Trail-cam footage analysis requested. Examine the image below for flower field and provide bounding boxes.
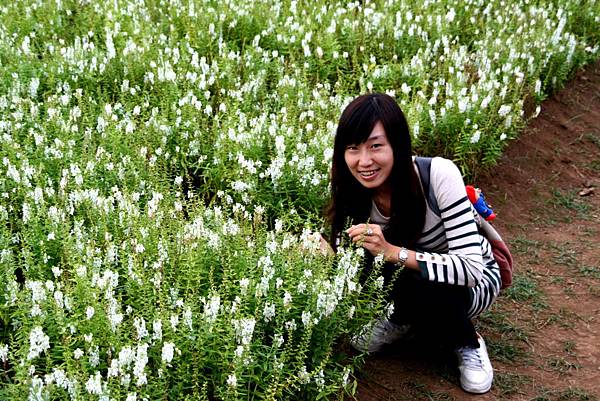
[1,0,599,399]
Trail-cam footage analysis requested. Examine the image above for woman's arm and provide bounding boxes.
[414,157,484,287]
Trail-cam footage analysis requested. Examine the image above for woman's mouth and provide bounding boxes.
[358,169,380,179]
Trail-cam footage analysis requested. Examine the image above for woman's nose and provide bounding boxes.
[358,149,372,166]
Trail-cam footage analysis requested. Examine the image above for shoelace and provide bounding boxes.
[457,346,484,369]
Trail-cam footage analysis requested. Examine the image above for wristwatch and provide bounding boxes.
[396,247,409,268]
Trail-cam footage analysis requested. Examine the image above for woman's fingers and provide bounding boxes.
[346,224,383,248]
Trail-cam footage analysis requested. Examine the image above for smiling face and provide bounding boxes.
[343,121,394,192]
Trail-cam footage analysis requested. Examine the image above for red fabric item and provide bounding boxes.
[489,239,514,290]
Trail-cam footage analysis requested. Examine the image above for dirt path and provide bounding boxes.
[354,59,600,401]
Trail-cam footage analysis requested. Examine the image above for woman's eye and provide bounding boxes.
[371,143,382,149]
[346,145,358,151]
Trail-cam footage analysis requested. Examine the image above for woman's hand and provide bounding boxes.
[346,223,392,259]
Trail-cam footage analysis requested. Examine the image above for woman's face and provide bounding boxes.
[343,121,394,191]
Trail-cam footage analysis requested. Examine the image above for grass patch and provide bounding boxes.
[547,189,592,219]
[478,307,533,363]
[509,236,541,258]
[581,226,598,237]
[532,386,596,401]
[494,372,532,398]
[488,338,530,364]
[578,264,600,279]
[548,242,579,266]
[478,309,530,342]
[504,274,547,310]
[585,132,600,149]
[588,158,600,172]
[562,340,576,357]
[587,283,600,297]
[543,308,581,329]
[547,356,581,376]
[406,383,456,401]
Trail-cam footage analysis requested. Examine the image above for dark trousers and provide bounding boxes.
[388,268,479,349]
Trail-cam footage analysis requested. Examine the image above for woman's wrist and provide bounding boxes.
[384,245,400,264]
[386,246,418,271]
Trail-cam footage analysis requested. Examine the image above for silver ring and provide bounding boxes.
[366,228,373,236]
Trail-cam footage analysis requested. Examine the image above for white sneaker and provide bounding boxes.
[350,316,410,353]
[455,334,494,394]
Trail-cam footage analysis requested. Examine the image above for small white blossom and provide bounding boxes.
[27,326,50,360]
[498,104,512,117]
[161,342,175,364]
[0,343,8,363]
[227,373,237,388]
[85,371,103,395]
[73,348,84,359]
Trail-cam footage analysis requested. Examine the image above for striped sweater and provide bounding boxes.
[370,156,501,318]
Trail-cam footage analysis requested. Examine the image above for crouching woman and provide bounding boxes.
[325,93,501,394]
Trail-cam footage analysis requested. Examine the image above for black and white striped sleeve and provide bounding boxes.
[415,158,484,287]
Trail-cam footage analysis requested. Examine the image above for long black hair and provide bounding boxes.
[326,93,426,250]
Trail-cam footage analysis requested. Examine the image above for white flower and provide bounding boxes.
[170,314,179,330]
[263,303,275,322]
[0,343,8,363]
[227,373,237,388]
[89,346,99,367]
[273,334,284,348]
[27,326,50,360]
[301,311,313,327]
[470,130,481,144]
[203,294,220,324]
[161,342,175,364]
[133,343,149,386]
[233,318,256,345]
[152,319,163,341]
[86,306,95,320]
[401,83,411,95]
[314,369,325,389]
[183,306,193,330]
[498,105,512,117]
[134,317,148,340]
[283,292,292,308]
[29,376,46,401]
[85,371,103,395]
[298,366,310,384]
[74,348,84,359]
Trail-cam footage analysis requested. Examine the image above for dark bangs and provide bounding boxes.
[335,97,380,149]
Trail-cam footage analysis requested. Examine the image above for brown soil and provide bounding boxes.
[355,59,600,401]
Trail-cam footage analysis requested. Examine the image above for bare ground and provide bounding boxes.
[354,59,600,401]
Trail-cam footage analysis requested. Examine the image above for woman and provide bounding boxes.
[326,93,501,394]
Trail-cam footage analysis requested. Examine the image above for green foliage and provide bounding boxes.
[1,0,599,398]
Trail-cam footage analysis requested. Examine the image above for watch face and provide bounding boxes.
[399,248,408,262]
